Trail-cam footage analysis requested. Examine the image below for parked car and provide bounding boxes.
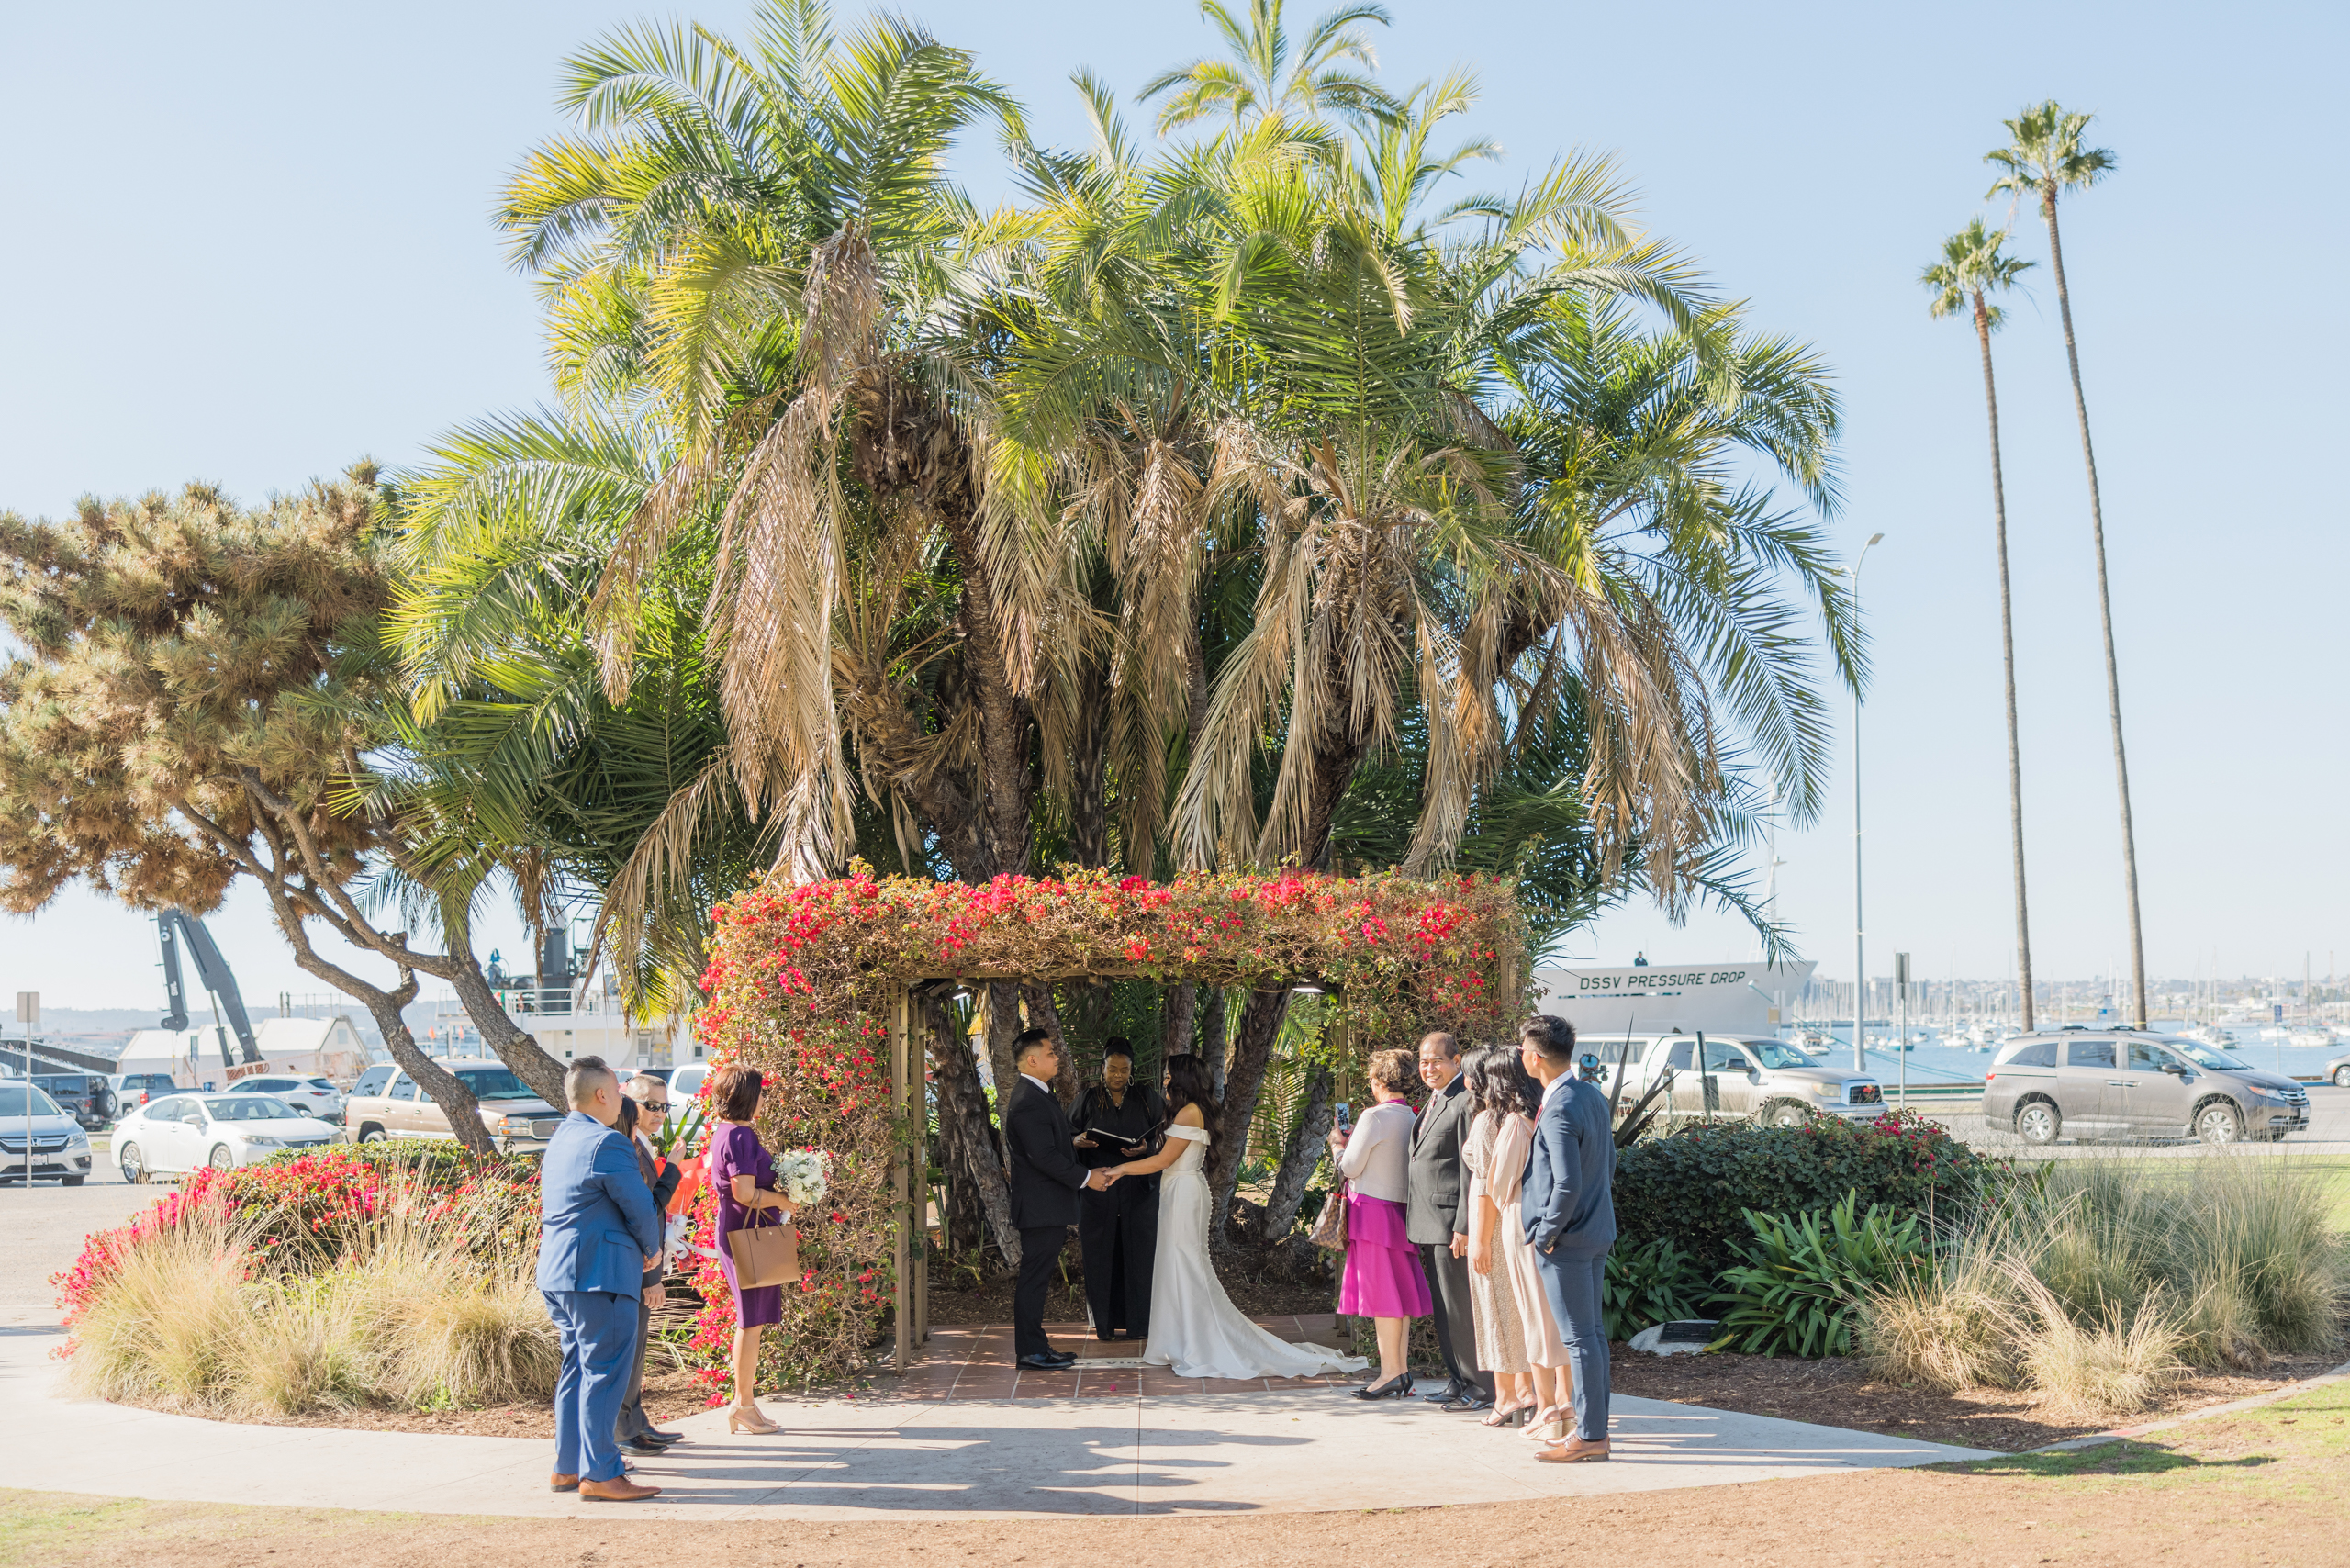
[223,1073,344,1122]
[29,1073,113,1131]
[114,1092,340,1180]
[0,1081,95,1185]
[341,1058,561,1152]
[106,1071,177,1115]
[666,1062,707,1130]
[1984,1031,2310,1146]
[1583,1033,1886,1126]
[2322,1047,2350,1089]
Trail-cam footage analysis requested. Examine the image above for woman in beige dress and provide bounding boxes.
[1480,1044,1575,1442]
[1460,1047,1534,1427]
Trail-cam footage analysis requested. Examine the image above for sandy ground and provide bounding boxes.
[6,1377,2346,1567]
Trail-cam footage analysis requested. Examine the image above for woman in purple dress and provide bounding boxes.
[703,1063,789,1434]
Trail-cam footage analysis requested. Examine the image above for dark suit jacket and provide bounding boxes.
[1405,1074,1473,1246]
[1521,1075,1618,1258]
[1005,1077,1090,1229]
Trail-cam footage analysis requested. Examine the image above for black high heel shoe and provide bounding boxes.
[1351,1373,1414,1401]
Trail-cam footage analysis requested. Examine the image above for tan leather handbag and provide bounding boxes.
[726,1206,800,1289]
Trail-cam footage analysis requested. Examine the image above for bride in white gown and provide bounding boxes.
[1106,1053,1366,1381]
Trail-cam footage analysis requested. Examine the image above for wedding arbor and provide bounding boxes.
[690,865,1528,1378]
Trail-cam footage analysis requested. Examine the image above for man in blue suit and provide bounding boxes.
[537,1055,666,1501]
[1518,1014,1617,1462]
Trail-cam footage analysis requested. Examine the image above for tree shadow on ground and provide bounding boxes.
[1947,1439,2280,1479]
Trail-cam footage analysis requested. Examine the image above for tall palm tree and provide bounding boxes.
[1986,101,2143,1028]
[1923,218,2037,1031]
[1139,0,1398,134]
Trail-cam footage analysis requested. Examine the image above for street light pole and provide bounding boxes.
[1851,532,1885,1074]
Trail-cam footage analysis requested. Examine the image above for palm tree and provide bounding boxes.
[1923,218,2037,1031]
[1139,0,1398,134]
[1986,101,2142,1028]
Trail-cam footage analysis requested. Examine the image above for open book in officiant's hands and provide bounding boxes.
[1081,1126,1152,1148]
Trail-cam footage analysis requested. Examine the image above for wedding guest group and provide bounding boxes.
[1072,1037,1164,1341]
[1328,1015,1617,1463]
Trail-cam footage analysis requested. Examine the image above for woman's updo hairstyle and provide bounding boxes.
[1366,1048,1416,1096]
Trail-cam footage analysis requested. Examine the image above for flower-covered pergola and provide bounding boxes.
[691,865,1528,1381]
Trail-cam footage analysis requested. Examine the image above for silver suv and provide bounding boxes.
[1595,1033,1886,1126]
[1985,1031,2309,1146]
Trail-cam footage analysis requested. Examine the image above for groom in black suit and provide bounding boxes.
[1407,1031,1494,1411]
[1003,1027,1117,1369]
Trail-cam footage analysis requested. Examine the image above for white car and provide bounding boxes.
[666,1063,707,1130]
[224,1073,344,1121]
[114,1092,341,1181]
[0,1081,95,1186]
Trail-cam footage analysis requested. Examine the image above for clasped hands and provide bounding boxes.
[1085,1168,1124,1191]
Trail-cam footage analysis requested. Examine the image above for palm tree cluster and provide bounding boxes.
[1920,101,2135,1032]
[0,0,1859,1255]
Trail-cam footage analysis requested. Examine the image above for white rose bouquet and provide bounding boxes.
[776,1148,829,1208]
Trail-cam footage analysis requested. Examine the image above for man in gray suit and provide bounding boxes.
[1519,1014,1617,1462]
[1405,1031,1494,1411]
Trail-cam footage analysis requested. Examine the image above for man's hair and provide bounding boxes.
[1101,1036,1134,1062]
[564,1055,616,1110]
[1418,1030,1460,1059]
[1014,1026,1054,1060]
[1519,1014,1577,1065]
[626,1072,668,1100]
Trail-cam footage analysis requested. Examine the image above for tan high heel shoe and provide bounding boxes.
[1520,1407,1567,1442]
[728,1404,781,1435]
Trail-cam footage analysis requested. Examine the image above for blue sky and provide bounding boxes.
[2,0,2343,1011]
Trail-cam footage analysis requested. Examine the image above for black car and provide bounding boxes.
[31,1073,114,1131]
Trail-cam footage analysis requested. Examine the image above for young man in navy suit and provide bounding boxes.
[537,1056,666,1500]
[1518,1014,1617,1462]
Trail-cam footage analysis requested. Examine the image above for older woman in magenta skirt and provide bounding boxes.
[1330,1047,1432,1398]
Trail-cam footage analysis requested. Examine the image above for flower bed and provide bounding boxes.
[55,1144,554,1418]
[692,863,1527,1388]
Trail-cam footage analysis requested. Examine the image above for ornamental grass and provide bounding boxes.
[60,1150,554,1418]
[1858,1153,2348,1415]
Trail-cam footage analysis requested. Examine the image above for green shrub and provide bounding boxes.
[1602,1236,1708,1341]
[1710,1191,1929,1357]
[1614,1110,2002,1278]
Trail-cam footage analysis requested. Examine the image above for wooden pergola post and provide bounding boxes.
[890,983,912,1372]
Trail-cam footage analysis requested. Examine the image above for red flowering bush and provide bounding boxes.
[693,861,1527,1386]
[56,1145,541,1327]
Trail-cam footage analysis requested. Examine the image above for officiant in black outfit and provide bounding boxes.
[1072,1038,1164,1341]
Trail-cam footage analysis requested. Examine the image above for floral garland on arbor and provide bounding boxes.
[689,863,1528,1388]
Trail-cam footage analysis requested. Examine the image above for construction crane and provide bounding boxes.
[157,909,261,1071]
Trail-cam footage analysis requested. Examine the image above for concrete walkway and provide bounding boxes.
[0,1307,1994,1519]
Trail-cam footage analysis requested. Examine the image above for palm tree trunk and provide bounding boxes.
[1975,294,2036,1034]
[2041,189,2147,1029]
[1260,1062,1335,1239]
[921,987,1018,1261]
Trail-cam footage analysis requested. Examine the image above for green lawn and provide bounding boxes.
[1947,1376,2350,1507]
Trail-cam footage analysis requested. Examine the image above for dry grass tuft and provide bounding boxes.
[66,1172,555,1419]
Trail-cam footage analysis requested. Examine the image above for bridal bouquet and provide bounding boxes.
[776,1148,829,1208]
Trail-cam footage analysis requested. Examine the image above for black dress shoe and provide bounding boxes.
[624,1435,671,1453]
[1019,1352,1077,1370]
[644,1428,683,1443]
[1440,1392,1495,1413]
[1421,1381,1466,1402]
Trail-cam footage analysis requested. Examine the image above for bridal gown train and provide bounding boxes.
[1141,1125,1369,1380]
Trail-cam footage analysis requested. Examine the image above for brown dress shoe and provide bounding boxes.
[549,1473,580,1493]
[1535,1436,1612,1463]
[578,1476,662,1503]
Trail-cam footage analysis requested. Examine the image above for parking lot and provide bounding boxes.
[1,1137,163,1306]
